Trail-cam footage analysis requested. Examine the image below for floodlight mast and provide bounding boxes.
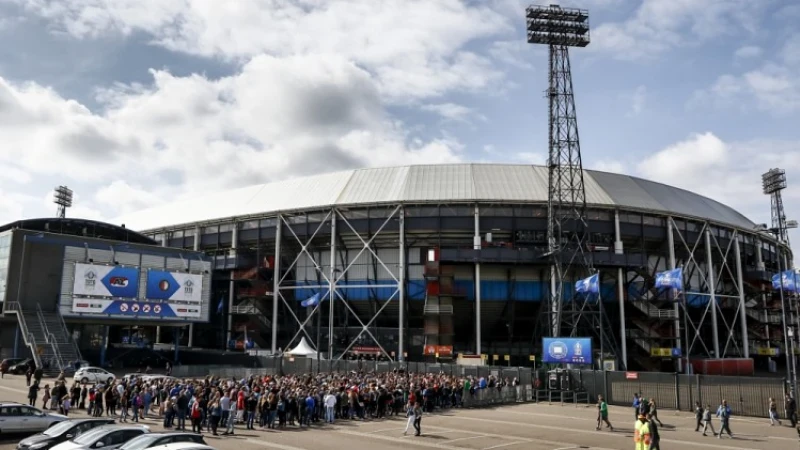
[527,4,616,364]
[763,168,790,245]
[53,185,73,218]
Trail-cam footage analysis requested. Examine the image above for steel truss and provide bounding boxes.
[271,206,405,361]
[665,218,750,363]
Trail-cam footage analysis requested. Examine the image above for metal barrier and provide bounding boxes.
[462,386,529,408]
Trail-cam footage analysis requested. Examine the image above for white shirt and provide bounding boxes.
[324,394,336,407]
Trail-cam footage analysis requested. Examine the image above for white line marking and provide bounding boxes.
[367,427,403,434]
[482,441,525,450]
[434,415,764,450]
[0,384,28,395]
[245,438,309,450]
[446,435,489,443]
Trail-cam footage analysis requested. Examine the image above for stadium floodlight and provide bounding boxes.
[54,185,73,218]
[787,220,798,229]
[762,168,787,194]
[526,4,590,47]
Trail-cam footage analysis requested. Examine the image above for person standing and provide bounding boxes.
[596,395,614,431]
[28,381,40,407]
[769,397,782,426]
[633,393,641,419]
[694,401,704,432]
[716,400,733,439]
[634,414,649,450]
[324,390,336,424]
[786,393,797,427]
[224,394,237,435]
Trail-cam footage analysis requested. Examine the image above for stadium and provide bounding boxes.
[109,163,790,372]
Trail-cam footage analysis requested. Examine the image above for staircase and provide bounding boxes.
[629,299,678,319]
[37,304,83,370]
[422,259,455,357]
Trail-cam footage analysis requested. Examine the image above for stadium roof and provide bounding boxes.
[117,164,756,232]
[0,217,156,245]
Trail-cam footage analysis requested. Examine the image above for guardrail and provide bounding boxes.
[57,309,83,361]
[533,389,591,407]
[461,386,532,408]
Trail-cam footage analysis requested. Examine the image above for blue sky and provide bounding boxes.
[0,0,798,248]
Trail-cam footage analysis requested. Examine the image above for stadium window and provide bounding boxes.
[685,222,699,232]
[482,206,513,216]
[623,213,641,223]
[587,210,611,220]
[286,215,305,224]
[415,206,438,217]
[173,230,184,238]
[201,226,218,235]
[341,209,368,219]
[219,223,233,232]
[307,212,326,223]
[184,228,195,237]
[260,218,277,227]
[642,216,663,226]
[440,206,471,216]
[241,220,258,229]
[672,219,686,231]
[154,233,164,242]
[369,207,391,218]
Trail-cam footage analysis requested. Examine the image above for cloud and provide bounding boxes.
[734,45,763,59]
[627,85,647,116]
[422,102,485,123]
[13,0,513,102]
[0,53,465,222]
[589,0,766,60]
[690,35,800,114]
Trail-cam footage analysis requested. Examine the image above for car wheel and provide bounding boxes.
[81,377,89,384]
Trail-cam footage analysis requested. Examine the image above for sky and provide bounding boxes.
[0,0,799,252]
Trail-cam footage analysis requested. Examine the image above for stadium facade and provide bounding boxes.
[118,163,791,371]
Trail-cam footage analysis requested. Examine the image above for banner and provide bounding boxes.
[772,270,798,292]
[575,273,599,294]
[542,337,592,365]
[654,267,683,291]
[145,270,203,303]
[423,345,454,356]
[73,263,139,298]
[70,298,201,319]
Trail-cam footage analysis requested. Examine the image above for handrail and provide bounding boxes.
[56,307,82,359]
[36,304,67,370]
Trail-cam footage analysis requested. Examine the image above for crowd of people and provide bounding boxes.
[25,368,520,438]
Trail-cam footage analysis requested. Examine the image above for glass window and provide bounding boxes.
[286,215,305,224]
[587,210,611,220]
[482,207,513,216]
[307,212,327,223]
[686,222,699,232]
[440,206,471,216]
[407,206,438,217]
[201,226,217,235]
[260,218,277,227]
[369,207,392,218]
[642,216,663,226]
[153,233,164,242]
[219,224,233,232]
[341,209,368,219]
[172,230,184,238]
[241,220,258,229]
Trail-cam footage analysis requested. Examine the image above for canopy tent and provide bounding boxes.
[286,337,318,358]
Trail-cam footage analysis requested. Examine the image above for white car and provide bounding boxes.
[73,367,116,385]
[51,425,149,450]
[0,402,67,434]
[147,443,215,450]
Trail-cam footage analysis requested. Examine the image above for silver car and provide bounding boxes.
[0,402,67,434]
[50,425,149,450]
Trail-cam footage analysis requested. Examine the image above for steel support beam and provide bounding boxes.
[734,237,749,358]
[614,209,627,370]
[328,213,337,359]
[666,217,681,371]
[398,207,405,362]
[271,216,282,354]
[474,205,482,355]
[705,229,721,357]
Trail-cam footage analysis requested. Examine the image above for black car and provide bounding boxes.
[117,432,206,450]
[9,359,33,375]
[17,418,115,450]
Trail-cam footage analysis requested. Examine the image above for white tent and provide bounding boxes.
[286,337,318,358]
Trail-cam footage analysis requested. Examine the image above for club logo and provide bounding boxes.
[132,303,140,313]
[153,305,162,314]
[120,303,129,312]
[108,276,129,287]
[183,278,194,296]
[142,304,151,313]
[158,279,171,291]
[83,268,97,290]
[548,340,568,360]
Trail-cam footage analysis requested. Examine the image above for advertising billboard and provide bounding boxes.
[73,263,139,298]
[145,270,203,303]
[71,298,201,319]
[542,337,592,365]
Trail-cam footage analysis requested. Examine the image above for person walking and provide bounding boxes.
[403,401,415,435]
[647,413,660,449]
[412,401,423,437]
[716,400,733,439]
[769,397,782,426]
[596,395,614,431]
[632,393,641,419]
[694,401,703,432]
[786,393,797,427]
[28,382,40,407]
[648,398,664,427]
[702,404,716,436]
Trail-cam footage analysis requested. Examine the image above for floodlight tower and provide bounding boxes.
[763,168,790,246]
[526,4,596,337]
[53,185,73,218]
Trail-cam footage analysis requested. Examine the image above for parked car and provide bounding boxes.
[0,402,67,435]
[73,367,115,385]
[1,358,26,374]
[146,443,214,450]
[50,425,149,450]
[17,418,116,450]
[9,359,33,375]
[118,432,206,450]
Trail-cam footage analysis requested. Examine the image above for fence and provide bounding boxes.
[540,370,787,418]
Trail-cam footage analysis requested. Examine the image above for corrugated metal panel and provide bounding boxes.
[408,265,424,280]
[589,170,664,210]
[343,249,370,280]
[86,249,113,263]
[452,265,473,280]
[116,252,140,266]
[480,265,509,281]
[407,247,422,264]
[472,165,545,201]
[165,257,185,271]
[116,164,757,232]
[64,246,85,261]
[376,248,400,279]
[403,165,474,201]
[336,167,409,204]
[513,267,541,281]
[582,171,616,206]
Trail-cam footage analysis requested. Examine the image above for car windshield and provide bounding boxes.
[118,435,154,450]
[72,428,108,444]
[43,421,76,437]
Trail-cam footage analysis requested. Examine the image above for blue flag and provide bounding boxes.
[575,273,599,294]
[772,270,798,292]
[654,267,683,291]
[300,293,321,307]
[217,297,224,313]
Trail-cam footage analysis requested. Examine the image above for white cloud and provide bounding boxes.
[0,53,465,222]
[734,45,763,59]
[13,0,512,102]
[422,102,486,123]
[591,160,626,174]
[627,85,647,116]
[589,0,766,60]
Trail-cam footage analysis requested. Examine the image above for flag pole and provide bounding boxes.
[597,271,604,371]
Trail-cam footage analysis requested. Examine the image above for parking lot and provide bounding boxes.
[1,374,798,450]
